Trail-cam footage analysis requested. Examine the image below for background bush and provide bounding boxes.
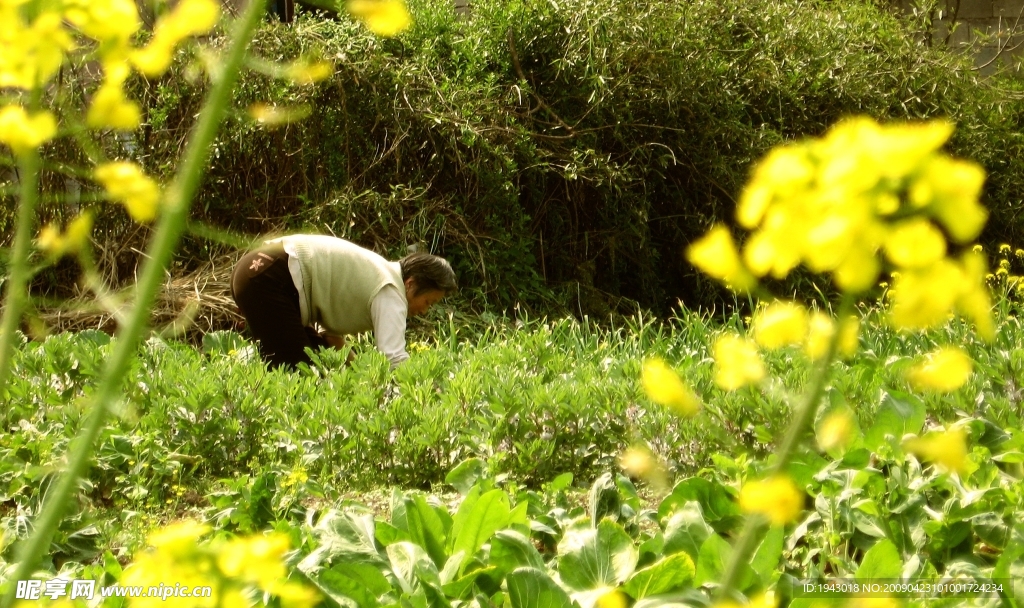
[17,0,1024,317]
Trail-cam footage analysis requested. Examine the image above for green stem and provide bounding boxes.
[0,150,41,395]
[714,295,855,601]
[1,3,266,605]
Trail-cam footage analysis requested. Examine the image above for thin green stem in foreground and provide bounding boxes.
[0,150,41,394]
[714,295,856,602]
[0,2,267,605]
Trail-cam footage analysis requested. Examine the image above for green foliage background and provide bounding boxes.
[23,0,1024,314]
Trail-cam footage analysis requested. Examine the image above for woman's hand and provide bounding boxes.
[324,334,356,363]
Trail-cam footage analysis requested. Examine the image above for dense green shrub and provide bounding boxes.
[22,0,1024,315]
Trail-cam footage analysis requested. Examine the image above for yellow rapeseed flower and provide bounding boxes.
[596,590,629,608]
[148,519,210,555]
[63,0,141,46]
[832,241,883,294]
[913,156,987,244]
[0,105,57,155]
[752,300,808,349]
[739,475,803,526]
[267,581,321,608]
[249,103,312,128]
[284,60,333,84]
[218,534,289,588]
[742,209,804,279]
[817,409,855,452]
[906,347,973,392]
[619,444,669,490]
[87,66,142,130]
[738,144,813,228]
[686,224,756,291]
[713,334,765,390]
[347,0,412,36]
[955,251,995,342]
[36,212,93,258]
[884,218,946,269]
[132,0,220,76]
[804,312,859,361]
[903,427,968,474]
[888,258,963,332]
[0,9,72,89]
[641,357,700,416]
[94,161,161,222]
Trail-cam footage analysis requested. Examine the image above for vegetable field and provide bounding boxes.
[2,291,1024,606]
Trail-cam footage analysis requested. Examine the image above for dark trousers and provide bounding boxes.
[230,243,327,369]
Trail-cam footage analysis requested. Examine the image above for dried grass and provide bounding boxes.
[34,252,245,344]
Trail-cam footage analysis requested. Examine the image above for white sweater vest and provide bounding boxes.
[266,235,406,335]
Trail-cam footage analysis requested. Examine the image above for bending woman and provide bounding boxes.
[231,234,456,369]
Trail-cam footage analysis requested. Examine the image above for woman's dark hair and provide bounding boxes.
[400,252,457,295]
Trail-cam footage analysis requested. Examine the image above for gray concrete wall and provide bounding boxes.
[895,0,1024,75]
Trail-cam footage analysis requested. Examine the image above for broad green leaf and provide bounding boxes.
[992,451,1024,463]
[388,541,440,594]
[657,477,739,526]
[662,501,712,563]
[863,391,925,453]
[558,519,639,591]
[693,534,758,590]
[548,472,574,492]
[439,551,466,585]
[693,533,729,587]
[490,530,545,576]
[993,523,1024,603]
[589,473,620,527]
[855,539,902,581]
[446,458,487,495]
[317,562,393,608]
[509,500,530,526]
[400,494,451,568]
[442,566,498,600]
[303,510,387,572]
[840,448,872,468]
[750,525,783,585]
[449,488,512,567]
[506,567,574,608]
[376,520,411,547]
[622,552,696,599]
[202,330,248,354]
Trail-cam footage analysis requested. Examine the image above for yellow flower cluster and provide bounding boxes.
[1,0,220,147]
[903,427,969,474]
[816,409,855,452]
[0,105,57,155]
[713,334,765,390]
[687,118,993,339]
[985,242,1024,301]
[738,475,804,526]
[94,162,162,222]
[36,213,94,258]
[347,0,412,37]
[906,347,973,392]
[640,357,701,416]
[122,520,318,608]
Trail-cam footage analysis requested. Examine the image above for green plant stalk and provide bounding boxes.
[0,150,41,394]
[714,295,855,601]
[0,1,267,604]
